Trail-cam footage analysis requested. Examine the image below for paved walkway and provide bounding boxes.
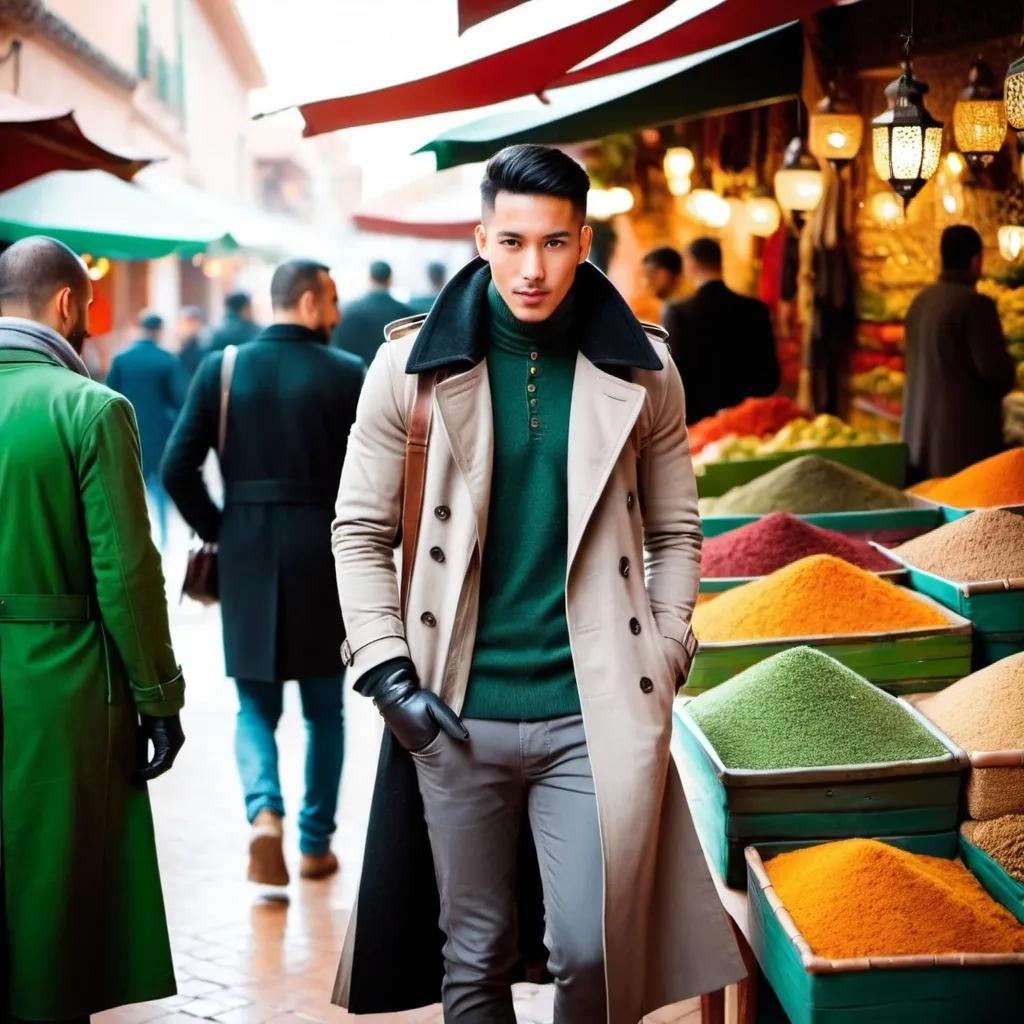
[95,517,699,1024]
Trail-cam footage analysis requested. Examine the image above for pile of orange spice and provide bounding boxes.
[765,838,1024,959]
[909,448,1024,509]
[691,554,948,642]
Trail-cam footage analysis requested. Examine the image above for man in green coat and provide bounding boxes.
[0,236,186,1023]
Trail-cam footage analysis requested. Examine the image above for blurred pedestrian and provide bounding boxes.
[642,245,684,305]
[664,237,780,424]
[0,236,185,1024]
[105,311,188,549]
[163,259,364,886]
[330,259,412,365]
[207,290,261,352]
[902,225,1016,482]
[177,304,206,380]
[408,260,448,314]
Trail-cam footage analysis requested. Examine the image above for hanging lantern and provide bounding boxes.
[774,136,824,227]
[953,57,1006,167]
[685,189,731,228]
[870,191,903,224]
[667,175,692,197]
[664,147,695,180]
[872,57,943,207]
[1006,54,1024,142]
[999,225,1024,263]
[588,186,634,221]
[809,85,864,169]
[745,196,782,237]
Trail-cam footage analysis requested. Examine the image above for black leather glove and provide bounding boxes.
[357,657,469,752]
[137,713,186,782]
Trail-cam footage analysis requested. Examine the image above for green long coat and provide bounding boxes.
[0,348,184,1019]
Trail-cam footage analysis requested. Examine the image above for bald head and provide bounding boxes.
[0,236,92,350]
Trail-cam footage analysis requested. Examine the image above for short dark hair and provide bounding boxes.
[270,259,330,311]
[481,144,590,218]
[225,291,251,315]
[427,261,446,287]
[369,260,392,285]
[0,235,88,315]
[686,237,723,272]
[941,225,983,271]
[643,246,683,276]
[139,311,164,332]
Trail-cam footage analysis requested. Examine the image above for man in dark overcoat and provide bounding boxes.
[162,259,364,885]
[330,260,413,366]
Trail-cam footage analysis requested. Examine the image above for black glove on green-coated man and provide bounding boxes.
[357,657,469,752]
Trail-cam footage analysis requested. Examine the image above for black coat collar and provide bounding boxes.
[258,323,330,345]
[405,257,662,374]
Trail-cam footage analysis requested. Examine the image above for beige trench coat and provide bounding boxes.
[332,321,744,1022]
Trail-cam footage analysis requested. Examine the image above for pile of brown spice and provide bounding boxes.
[893,510,1024,582]
[963,817,1024,883]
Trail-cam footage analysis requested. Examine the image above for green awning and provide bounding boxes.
[419,22,803,170]
[0,169,232,260]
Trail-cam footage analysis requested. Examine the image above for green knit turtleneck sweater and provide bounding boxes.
[462,281,581,721]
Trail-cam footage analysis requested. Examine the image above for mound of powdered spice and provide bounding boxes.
[700,512,899,578]
[765,838,1024,960]
[687,647,945,770]
[692,554,948,641]
[893,510,1024,582]
[910,448,1024,509]
[962,817,1024,883]
[701,455,913,516]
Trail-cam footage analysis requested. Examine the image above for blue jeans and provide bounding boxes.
[235,677,345,856]
[146,476,168,550]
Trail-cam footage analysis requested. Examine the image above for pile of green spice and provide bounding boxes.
[686,646,947,770]
[700,455,914,516]
[893,510,1024,582]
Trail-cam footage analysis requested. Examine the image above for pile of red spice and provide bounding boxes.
[688,396,806,456]
[700,512,900,578]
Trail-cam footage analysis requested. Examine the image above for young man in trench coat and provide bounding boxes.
[0,236,185,1022]
[331,146,743,1024]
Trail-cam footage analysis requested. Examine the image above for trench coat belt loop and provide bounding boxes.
[225,479,337,505]
[0,594,95,622]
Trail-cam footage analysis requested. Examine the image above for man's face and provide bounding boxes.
[643,262,678,301]
[300,270,339,338]
[476,191,592,323]
[61,281,92,353]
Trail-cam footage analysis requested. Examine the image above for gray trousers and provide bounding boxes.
[411,716,606,1024]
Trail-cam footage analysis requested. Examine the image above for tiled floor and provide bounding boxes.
[94,518,700,1024]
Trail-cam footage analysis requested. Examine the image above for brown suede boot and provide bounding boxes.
[299,850,339,880]
[248,809,289,886]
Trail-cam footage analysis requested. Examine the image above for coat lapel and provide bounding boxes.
[433,361,493,546]
[567,354,646,570]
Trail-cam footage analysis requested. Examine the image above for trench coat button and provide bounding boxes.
[421,612,437,627]
[630,617,642,635]
[434,505,451,521]
[527,383,536,393]
[619,556,630,578]
[530,351,539,361]
[529,365,538,376]
[639,676,654,694]
[626,491,635,510]
[430,546,445,563]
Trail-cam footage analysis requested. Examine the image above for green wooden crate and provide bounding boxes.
[701,505,942,539]
[684,591,973,696]
[696,443,909,498]
[699,567,906,595]
[747,839,1024,1024]
[879,549,1024,669]
[672,703,965,890]
[937,502,1024,523]
[960,835,1024,925]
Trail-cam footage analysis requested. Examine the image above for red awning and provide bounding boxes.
[297,0,673,136]
[0,92,158,192]
[554,0,833,86]
[457,0,527,34]
[351,213,478,240]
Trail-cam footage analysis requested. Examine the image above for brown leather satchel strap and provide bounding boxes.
[218,344,238,456]
[401,370,438,615]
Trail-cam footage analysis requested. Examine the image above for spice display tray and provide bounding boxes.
[672,702,966,891]
[696,442,909,498]
[747,839,1024,1024]
[960,835,1024,925]
[683,591,972,696]
[699,567,906,595]
[937,502,1024,523]
[701,505,942,541]
[878,548,1024,669]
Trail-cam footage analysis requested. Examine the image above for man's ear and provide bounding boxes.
[474,223,489,262]
[578,223,594,264]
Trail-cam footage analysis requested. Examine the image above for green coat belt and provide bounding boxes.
[0,348,183,1018]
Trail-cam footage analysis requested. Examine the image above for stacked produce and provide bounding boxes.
[765,838,1024,959]
[893,510,1024,581]
[687,647,945,770]
[700,513,899,578]
[691,555,948,642]
[919,655,1024,883]
[977,278,1024,390]
[687,396,806,456]
[700,456,913,516]
[910,448,1024,509]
